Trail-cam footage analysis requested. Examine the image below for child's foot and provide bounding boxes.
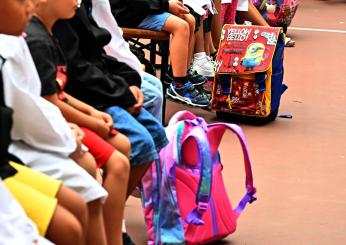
[187,68,207,85]
[167,82,210,107]
[285,37,295,47]
[192,56,215,78]
[165,67,207,86]
[210,50,218,60]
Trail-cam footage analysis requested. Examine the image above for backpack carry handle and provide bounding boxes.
[168,110,198,126]
[208,123,257,216]
[173,122,213,225]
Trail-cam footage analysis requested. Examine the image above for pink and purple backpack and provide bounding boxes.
[253,0,301,27]
[140,111,257,244]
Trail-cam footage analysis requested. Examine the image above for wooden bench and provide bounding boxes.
[122,28,170,123]
[122,28,170,82]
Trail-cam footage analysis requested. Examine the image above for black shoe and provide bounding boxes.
[123,232,136,245]
[210,49,218,61]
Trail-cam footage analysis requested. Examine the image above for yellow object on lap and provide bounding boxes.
[3,162,62,236]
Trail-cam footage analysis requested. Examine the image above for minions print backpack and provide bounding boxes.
[212,24,287,123]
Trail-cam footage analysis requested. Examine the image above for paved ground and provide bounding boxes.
[125,1,346,244]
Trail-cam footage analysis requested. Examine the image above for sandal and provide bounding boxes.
[285,37,295,47]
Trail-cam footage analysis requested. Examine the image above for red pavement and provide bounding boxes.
[125,1,346,244]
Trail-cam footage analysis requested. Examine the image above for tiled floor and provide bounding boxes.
[125,1,346,244]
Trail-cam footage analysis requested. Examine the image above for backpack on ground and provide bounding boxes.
[141,110,257,244]
[212,24,287,123]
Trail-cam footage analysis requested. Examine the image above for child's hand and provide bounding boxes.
[68,123,85,158]
[95,119,113,139]
[69,123,85,144]
[90,109,114,130]
[128,86,144,115]
[168,0,190,16]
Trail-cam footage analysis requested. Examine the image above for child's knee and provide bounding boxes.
[177,20,190,35]
[170,17,190,36]
[185,14,196,32]
[109,133,131,159]
[105,151,130,181]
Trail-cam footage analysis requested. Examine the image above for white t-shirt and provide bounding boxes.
[0,34,76,157]
[0,180,39,245]
[221,0,249,11]
[91,0,143,75]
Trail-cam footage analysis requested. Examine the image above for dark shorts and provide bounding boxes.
[81,127,115,168]
[105,106,168,166]
[203,14,212,33]
[186,5,202,32]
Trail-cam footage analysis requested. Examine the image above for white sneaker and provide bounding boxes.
[192,56,215,78]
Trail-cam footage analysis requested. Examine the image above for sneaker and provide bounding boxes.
[206,56,215,68]
[192,56,215,78]
[165,66,207,86]
[210,50,218,61]
[187,67,207,85]
[167,82,210,107]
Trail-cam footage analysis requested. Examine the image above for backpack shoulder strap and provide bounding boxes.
[168,110,198,126]
[173,121,213,225]
[208,123,257,217]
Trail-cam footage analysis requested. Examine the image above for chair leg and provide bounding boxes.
[150,41,156,67]
[160,40,170,124]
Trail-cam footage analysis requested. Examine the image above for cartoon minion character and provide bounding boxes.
[241,43,265,71]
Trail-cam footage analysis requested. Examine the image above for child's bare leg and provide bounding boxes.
[107,133,131,159]
[194,21,205,54]
[205,32,215,55]
[86,199,107,245]
[211,0,222,48]
[127,162,151,198]
[46,205,83,245]
[72,151,97,178]
[182,14,196,68]
[56,186,88,244]
[162,15,190,77]
[102,151,130,245]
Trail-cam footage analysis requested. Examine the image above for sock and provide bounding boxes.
[194,52,207,60]
[173,76,188,87]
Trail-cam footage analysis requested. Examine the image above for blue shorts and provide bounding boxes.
[141,72,163,122]
[137,12,171,31]
[105,106,168,166]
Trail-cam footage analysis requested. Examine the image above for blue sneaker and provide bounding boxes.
[187,68,207,85]
[165,67,207,86]
[166,82,210,107]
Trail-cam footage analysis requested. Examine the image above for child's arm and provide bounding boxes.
[44,93,112,139]
[63,92,114,130]
[239,0,269,26]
